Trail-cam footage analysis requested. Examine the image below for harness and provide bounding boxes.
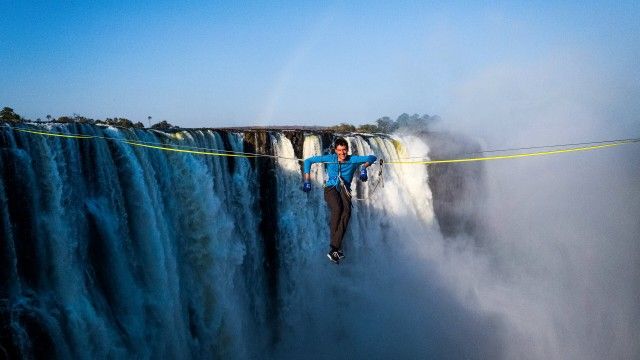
[337,163,352,199]
[324,162,351,197]
[324,160,385,201]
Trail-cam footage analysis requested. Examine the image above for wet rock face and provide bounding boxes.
[423,131,486,241]
[320,133,334,154]
[282,131,305,160]
[283,130,335,158]
[240,130,281,341]
[219,131,235,174]
[242,130,271,157]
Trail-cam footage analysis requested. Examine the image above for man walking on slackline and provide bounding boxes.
[302,137,377,264]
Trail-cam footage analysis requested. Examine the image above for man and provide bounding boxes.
[302,137,377,264]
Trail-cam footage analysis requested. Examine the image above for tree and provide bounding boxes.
[104,117,134,128]
[150,120,175,131]
[375,116,397,133]
[330,123,356,132]
[72,114,95,124]
[46,114,52,121]
[55,116,74,123]
[0,107,22,123]
[395,113,413,128]
[357,124,379,133]
[395,113,433,132]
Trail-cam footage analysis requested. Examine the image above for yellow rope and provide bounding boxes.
[14,127,96,139]
[7,125,638,164]
[122,140,259,158]
[387,141,636,165]
[12,126,263,158]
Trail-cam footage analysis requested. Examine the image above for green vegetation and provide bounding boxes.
[356,124,378,133]
[0,106,174,129]
[150,120,176,131]
[331,123,357,132]
[54,114,147,129]
[2,106,435,133]
[330,113,437,134]
[0,107,22,123]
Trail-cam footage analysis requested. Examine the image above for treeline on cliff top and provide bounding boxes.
[1,106,437,134]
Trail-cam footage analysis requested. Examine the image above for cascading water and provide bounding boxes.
[1,123,638,359]
[0,125,271,359]
[0,124,487,359]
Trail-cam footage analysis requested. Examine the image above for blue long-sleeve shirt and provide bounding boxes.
[304,154,377,189]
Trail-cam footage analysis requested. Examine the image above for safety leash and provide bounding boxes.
[6,125,638,165]
[352,159,384,201]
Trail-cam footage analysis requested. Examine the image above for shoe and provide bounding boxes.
[337,250,345,260]
[327,250,340,264]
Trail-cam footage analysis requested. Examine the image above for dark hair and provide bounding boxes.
[334,137,349,149]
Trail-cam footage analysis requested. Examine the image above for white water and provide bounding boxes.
[0,124,638,359]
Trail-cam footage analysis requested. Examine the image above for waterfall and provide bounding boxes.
[0,124,461,359]
[1,123,638,359]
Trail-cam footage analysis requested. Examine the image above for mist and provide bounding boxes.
[427,54,640,358]
[2,52,638,359]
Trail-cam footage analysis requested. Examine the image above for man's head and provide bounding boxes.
[334,138,349,162]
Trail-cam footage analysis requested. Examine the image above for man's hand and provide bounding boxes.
[359,167,368,182]
[303,181,312,192]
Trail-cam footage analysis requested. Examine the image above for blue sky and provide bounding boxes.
[1,1,639,129]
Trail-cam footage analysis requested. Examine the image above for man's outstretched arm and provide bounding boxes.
[353,155,377,182]
[351,155,377,166]
[302,155,331,191]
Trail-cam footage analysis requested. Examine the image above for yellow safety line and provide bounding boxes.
[10,126,260,158]
[8,126,637,164]
[388,141,635,164]
[14,127,96,139]
[122,141,259,158]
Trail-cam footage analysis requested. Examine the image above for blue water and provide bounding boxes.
[2,124,637,359]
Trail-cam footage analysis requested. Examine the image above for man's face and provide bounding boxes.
[335,144,348,162]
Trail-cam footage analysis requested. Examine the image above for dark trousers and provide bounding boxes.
[324,186,352,250]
